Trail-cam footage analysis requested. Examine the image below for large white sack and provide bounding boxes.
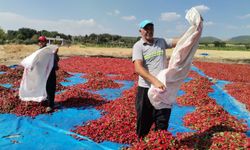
[148,7,203,109]
[19,45,58,102]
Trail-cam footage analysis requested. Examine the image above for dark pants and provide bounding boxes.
[136,86,171,138]
[46,68,56,108]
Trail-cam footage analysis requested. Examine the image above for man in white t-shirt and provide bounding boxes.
[132,20,179,138]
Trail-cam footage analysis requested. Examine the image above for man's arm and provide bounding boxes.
[134,60,166,90]
[171,38,179,47]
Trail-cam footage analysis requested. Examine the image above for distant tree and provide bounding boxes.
[18,28,37,40]
[98,34,112,44]
[50,31,59,37]
[136,36,141,41]
[213,41,226,47]
[245,44,250,49]
[16,33,25,40]
[0,27,6,39]
[39,30,52,37]
[112,35,121,41]
[0,27,6,44]
[89,33,98,43]
[6,30,18,40]
[199,42,209,47]
[31,34,39,43]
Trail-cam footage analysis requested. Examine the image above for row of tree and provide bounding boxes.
[200,41,250,50]
[1,27,249,49]
[200,41,226,47]
[72,34,139,48]
[0,27,71,45]
[0,27,139,48]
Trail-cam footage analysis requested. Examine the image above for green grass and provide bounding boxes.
[199,46,250,51]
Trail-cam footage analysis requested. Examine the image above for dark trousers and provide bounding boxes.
[136,86,171,138]
[46,68,56,108]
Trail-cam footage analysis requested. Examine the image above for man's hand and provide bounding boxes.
[134,60,167,90]
[152,79,166,90]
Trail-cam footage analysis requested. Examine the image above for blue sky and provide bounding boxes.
[0,0,249,40]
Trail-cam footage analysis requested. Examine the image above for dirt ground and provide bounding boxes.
[1,44,250,66]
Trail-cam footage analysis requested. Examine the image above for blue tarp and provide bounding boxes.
[0,71,196,149]
[0,65,249,149]
[8,65,18,69]
[91,80,134,101]
[0,73,132,150]
[210,81,250,137]
[0,110,126,150]
[200,53,209,56]
[0,83,12,88]
[169,104,196,136]
[60,73,87,87]
[192,66,250,137]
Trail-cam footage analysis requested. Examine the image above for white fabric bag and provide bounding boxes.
[148,7,203,109]
[19,45,58,102]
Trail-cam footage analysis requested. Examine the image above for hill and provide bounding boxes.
[200,36,222,43]
[227,35,250,44]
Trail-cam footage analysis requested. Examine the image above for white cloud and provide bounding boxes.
[193,5,210,14]
[204,21,214,26]
[238,14,250,19]
[246,25,250,28]
[107,9,120,16]
[226,25,238,30]
[0,11,107,35]
[78,19,96,26]
[160,12,181,22]
[121,16,136,21]
[176,23,188,34]
[163,23,187,36]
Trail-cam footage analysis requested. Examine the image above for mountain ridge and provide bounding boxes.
[200,35,250,44]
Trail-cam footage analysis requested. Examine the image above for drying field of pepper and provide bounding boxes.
[0,45,249,149]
